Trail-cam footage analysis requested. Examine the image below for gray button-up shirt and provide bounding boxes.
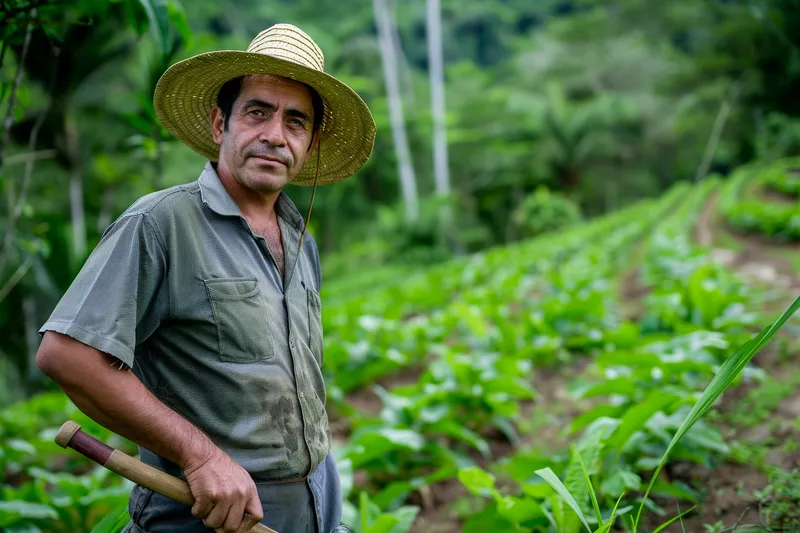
[39,162,330,481]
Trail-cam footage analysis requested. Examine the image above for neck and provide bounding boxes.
[214,162,281,222]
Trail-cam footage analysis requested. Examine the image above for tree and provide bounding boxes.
[373,0,419,222]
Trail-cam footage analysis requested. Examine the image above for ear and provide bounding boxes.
[303,129,321,163]
[210,107,225,145]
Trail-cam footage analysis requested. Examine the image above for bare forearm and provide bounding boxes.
[37,332,214,470]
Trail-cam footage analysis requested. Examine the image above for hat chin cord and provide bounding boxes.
[297,137,320,255]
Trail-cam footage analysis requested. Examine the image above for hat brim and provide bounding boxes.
[153,50,376,186]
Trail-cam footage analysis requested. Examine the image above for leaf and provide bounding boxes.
[594,351,661,369]
[457,466,499,499]
[570,405,624,433]
[533,467,591,533]
[89,505,130,533]
[368,515,399,533]
[0,501,58,527]
[384,506,420,533]
[634,292,800,528]
[436,420,490,457]
[6,439,36,456]
[136,0,163,53]
[137,0,174,58]
[600,470,641,498]
[166,0,193,50]
[648,480,699,503]
[372,428,426,450]
[346,428,425,468]
[574,443,603,527]
[78,485,132,507]
[462,503,522,533]
[608,392,679,452]
[452,303,489,337]
[579,378,638,399]
[6,523,43,533]
[496,494,543,522]
[372,479,423,510]
[650,505,697,533]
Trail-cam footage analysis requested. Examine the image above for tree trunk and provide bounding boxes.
[373,0,419,222]
[556,164,581,190]
[69,166,87,262]
[426,0,449,197]
[23,294,39,382]
[65,110,87,261]
[97,187,114,234]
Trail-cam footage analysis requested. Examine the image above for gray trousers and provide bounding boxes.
[122,453,342,533]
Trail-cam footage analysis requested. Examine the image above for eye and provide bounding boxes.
[249,109,265,116]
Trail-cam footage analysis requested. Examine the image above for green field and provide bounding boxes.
[2,168,800,533]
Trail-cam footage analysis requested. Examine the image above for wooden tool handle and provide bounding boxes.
[55,421,277,533]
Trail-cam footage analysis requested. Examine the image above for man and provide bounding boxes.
[35,23,375,533]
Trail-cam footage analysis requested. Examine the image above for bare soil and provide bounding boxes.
[642,462,768,533]
[759,186,799,206]
[619,263,651,321]
[338,190,800,533]
[640,190,800,532]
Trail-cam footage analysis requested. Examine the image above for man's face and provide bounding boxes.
[211,75,317,194]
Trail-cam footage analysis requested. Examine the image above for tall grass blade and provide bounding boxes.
[650,505,696,533]
[633,292,800,529]
[534,467,592,533]
[89,505,130,533]
[593,492,626,533]
[574,443,603,527]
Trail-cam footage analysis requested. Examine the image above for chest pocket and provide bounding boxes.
[204,277,275,363]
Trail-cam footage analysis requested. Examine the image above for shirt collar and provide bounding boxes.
[198,162,305,232]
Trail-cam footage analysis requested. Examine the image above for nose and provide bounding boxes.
[258,115,286,146]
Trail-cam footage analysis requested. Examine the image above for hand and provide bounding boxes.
[183,446,263,533]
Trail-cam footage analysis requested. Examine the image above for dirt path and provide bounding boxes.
[696,190,799,305]
[339,190,799,533]
[653,190,800,532]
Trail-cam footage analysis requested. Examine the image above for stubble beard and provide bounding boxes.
[235,148,292,194]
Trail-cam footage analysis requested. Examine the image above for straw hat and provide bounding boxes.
[153,24,376,186]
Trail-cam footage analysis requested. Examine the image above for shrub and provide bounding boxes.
[513,186,582,238]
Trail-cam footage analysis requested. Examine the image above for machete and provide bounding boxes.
[55,420,278,533]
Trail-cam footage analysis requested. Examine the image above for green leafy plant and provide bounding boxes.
[512,186,583,238]
[756,468,800,530]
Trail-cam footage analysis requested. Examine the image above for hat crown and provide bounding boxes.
[246,23,325,72]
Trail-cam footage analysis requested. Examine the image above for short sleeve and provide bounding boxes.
[38,213,168,368]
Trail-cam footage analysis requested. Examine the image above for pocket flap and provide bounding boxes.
[204,278,259,300]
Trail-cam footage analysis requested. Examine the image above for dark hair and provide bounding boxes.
[216,76,324,135]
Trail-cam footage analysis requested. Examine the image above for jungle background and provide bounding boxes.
[2,1,800,532]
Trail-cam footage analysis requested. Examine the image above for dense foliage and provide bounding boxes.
[3,0,800,398]
[2,171,798,532]
[2,0,800,532]
[720,158,800,242]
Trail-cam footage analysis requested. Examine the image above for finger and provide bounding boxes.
[236,511,260,533]
[244,490,264,524]
[192,496,214,519]
[221,495,246,533]
[203,502,230,530]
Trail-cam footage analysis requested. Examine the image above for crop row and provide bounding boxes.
[719,158,800,242]
[3,176,779,533]
[0,185,688,532]
[454,177,772,532]
[334,184,695,528]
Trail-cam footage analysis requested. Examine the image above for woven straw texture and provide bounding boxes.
[153,24,376,186]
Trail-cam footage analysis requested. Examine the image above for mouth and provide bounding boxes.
[253,155,287,166]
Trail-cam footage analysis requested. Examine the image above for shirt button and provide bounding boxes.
[299,392,304,398]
